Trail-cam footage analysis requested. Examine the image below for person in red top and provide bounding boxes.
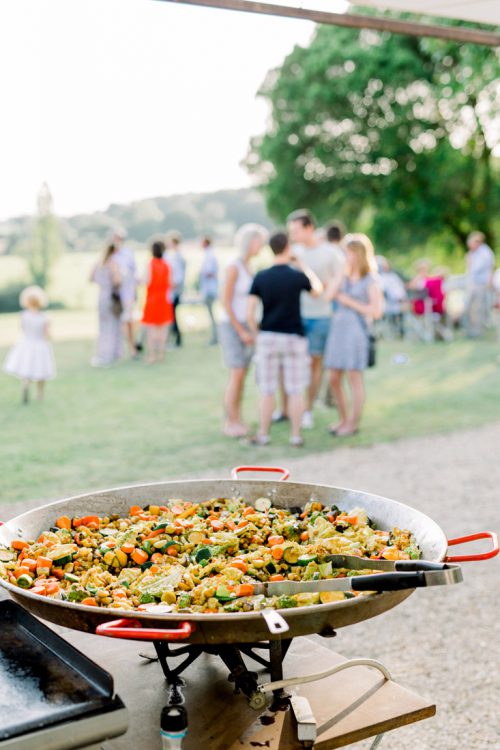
[142,240,174,363]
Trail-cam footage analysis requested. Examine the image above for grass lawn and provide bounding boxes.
[1,313,499,507]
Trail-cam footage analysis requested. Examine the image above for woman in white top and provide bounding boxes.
[219,223,268,438]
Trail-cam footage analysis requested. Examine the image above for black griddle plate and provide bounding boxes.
[0,600,114,741]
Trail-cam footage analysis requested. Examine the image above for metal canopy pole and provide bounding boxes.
[156,0,500,47]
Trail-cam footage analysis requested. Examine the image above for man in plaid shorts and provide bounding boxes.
[247,231,322,446]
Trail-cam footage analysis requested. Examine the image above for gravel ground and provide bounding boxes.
[2,422,499,749]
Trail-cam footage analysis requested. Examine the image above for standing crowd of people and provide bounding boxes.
[2,216,497,446]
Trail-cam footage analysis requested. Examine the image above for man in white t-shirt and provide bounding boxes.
[465,231,495,337]
[287,210,345,429]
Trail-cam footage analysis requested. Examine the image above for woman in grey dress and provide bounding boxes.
[324,234,383,436]
[90,244,123,367]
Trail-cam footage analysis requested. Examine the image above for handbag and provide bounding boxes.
[368,332,376,368]
[111,286,123,318]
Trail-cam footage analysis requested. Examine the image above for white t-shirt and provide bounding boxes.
[467,243,495,287]
[220,258,253,323]
[115,245,137,304]
[199,248,219,298]
[294,241,344,318]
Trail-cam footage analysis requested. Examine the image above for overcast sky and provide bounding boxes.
[0,0,347,220]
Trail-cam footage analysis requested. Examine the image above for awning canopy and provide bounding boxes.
[160,1,500,45]
[349,1,500,26]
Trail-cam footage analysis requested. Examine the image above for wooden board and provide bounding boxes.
[74,633,435,750]
[180,638,435,749]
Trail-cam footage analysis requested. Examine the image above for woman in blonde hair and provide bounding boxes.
[324,234,383,436]
[3,285,56,403]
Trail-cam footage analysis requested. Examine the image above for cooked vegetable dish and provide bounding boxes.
[0,498,420,613]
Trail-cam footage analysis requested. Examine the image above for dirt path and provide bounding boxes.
[280,421,500,750]
[2,422,499,748]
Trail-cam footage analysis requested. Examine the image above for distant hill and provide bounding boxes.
[0,187,273,254]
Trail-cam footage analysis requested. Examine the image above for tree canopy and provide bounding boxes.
[246,15,500,252]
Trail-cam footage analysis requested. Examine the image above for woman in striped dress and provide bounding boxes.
[324,234,383,436]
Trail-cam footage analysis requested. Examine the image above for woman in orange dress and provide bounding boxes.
[142,240,174,363]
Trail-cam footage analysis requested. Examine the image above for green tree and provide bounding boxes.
[24,184,66,288]
[246,15,500,251]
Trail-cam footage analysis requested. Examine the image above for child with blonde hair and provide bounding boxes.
[3,286,56,403]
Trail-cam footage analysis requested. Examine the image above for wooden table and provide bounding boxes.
[137,637,436,750]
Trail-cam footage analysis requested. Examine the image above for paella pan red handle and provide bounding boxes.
[445,531,499,562]
[231,466,290,481]
[95,618,193,641]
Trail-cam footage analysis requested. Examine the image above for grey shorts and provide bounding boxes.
[219,322,253,369]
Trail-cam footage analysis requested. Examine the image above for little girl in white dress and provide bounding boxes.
[3,286,56,403]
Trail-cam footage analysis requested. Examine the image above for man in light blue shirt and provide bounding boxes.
[199,237,219,345]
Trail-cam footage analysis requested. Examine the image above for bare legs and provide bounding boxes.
[287,393,305,440]
[145,325,169,364]
[21,380,45,404]
[124,320,137,357]
[258,394,275,440]
[224,367,249,437]
[307,355,323,412]
[257,392,304,443]
[328,369,364,435]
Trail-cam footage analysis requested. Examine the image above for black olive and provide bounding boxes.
[335,524,346,533]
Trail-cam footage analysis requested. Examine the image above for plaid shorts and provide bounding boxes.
[255,332,310,396]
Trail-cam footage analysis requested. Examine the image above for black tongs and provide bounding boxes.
[252,559,463,596]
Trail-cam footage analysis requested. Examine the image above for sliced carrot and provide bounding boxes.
[299,511,309,519]
[78,515,100,529]
[271,546,284,561]
[300,531,309,542]
[269,574,285,582]
[144,529,164,539]
[81,597,98,607]
[242,506,254,517]
[11,540,29,551]
[31,586,48,596]
[149,565,161,575]
[129,505,143,516]
[150,553,164,564]
[45,582,60,595]
[210,520,224,532]
[56,516,72,530]
[236,520,248,529]
[121,542,135,555]
[14,567,30,579]
[337,515,358,525]
[179,505,196,520]
[22,558,37,572]
[130,548,149,565]
[52,568,65,580]
[267,535,284,547]
[235,583,254,597]
[171,505,183,516]
[113,589,128,599]
[36,557,53,570]
[165,546,178,557]
[225,520,236,531]
[228,560,248,574]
